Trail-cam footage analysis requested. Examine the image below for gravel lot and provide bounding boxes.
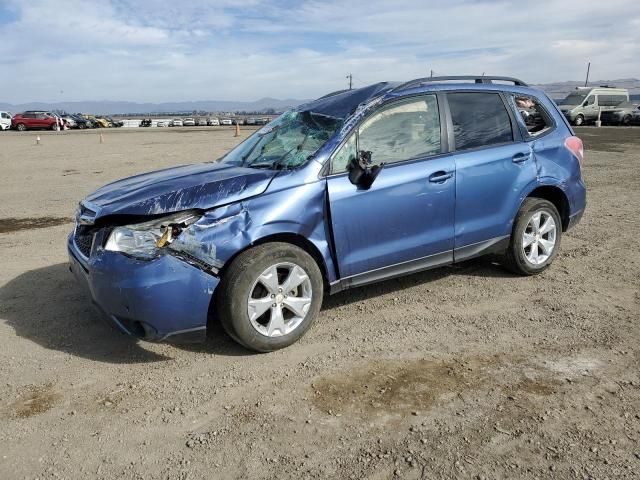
[0,127,639,480]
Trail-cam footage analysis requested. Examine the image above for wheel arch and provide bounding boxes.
[524,184,571,231]
[217,232,331,290]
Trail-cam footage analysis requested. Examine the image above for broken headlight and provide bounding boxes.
[104,210,202,259]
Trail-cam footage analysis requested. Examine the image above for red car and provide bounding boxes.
[11,111,64,131]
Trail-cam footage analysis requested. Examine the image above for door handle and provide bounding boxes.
[429,171,453,183]
[512,152,530,163]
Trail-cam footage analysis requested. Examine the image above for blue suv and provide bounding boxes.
[68,76,586,352]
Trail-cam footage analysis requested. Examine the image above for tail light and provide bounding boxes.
[564,136,584,171]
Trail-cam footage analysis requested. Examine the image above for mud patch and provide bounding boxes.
[510,376,560,396]
[0,216,70,234]
[312,357,497,420]
[9,384,61,418]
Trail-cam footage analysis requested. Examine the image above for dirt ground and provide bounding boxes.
[0,126,639,480]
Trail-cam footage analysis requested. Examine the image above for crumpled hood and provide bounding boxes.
[83,162,276,217]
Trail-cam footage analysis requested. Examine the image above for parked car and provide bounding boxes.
[62,115,77,129]
[220,118,233,125]
[600,101,640,126]
[11,111,59,131]
[197,118,208,126]
[558,86,628,126]
[105,117,123,128]
[630,107,640,125]
[157,120,167,127]
[79,115,98,128]
[183,118,196,126]
[139,118,153,127]
[0,111,12,130]
[93,117,111,128]
[170,119,183,127]
[64,114,91,130]
[208,117,220,126]
[68,75,586,352]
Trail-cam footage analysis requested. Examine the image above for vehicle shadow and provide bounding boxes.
[0,263,246,364]
[322,256,515,309]
[0,258,514,363]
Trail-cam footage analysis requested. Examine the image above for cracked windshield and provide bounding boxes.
[221,110,342,169]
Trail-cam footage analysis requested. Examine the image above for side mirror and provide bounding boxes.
[348,150,384,190]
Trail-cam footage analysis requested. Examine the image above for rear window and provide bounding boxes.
[447,93,513,151]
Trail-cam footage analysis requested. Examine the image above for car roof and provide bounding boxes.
[301,77,539,120]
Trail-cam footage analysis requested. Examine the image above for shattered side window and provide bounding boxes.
[331,135,357,174]
[221,110,342,170]
[358,95,441,165]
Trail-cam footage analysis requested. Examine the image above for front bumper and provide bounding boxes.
[68,234,219,343]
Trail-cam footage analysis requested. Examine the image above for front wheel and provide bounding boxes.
[622,115,631,126]
[504,198,562,275]
[16,123,26,131]
[216,242,323,352]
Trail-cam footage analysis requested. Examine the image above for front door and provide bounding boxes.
[326,94,455,286]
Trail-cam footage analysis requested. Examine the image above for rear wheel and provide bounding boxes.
[573,114,584,126]
[216,242,323,352]
[504,198,562,275]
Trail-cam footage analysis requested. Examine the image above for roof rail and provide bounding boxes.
[391,75,528,92]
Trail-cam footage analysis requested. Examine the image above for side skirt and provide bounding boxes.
[329,235,510,294]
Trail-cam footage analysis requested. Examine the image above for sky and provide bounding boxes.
[0,0,639,103]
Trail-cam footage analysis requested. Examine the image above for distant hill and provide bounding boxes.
[0,97,310,115]
[2,78,639,114]
[533,78,640,100]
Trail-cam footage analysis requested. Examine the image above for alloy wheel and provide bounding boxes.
[522,210,557,265]
[247,262,313,337]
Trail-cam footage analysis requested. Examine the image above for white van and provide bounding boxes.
[559,86,629,126]
[0,111,12,130]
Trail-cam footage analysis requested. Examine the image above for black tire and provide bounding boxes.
[573,115,584,126]
[622,115,631,126]
[216,242,323,352]
[50,122,58,131]
[503,198,562,275]
[16,123,26,131]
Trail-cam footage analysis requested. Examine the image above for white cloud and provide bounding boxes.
[1,0,638,102]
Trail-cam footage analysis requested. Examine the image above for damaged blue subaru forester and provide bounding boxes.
[68,76,586,352]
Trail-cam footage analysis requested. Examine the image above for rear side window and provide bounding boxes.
[447,93,513,151]
[598,94,626,107]
[511,94,553,136]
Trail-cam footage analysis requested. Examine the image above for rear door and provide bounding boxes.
[326,94,455,284]
[446,91,537,257]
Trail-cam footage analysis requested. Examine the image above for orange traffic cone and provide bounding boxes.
[234,121,240,137]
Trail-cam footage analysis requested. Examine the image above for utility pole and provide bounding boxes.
[346,73,353,90]
[584,62,591,87]
[430,70,433,79]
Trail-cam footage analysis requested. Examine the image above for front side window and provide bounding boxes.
[331,95,441,173]
[221,110,342,170]
[585,96,595,106]
[448,92,513,151]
